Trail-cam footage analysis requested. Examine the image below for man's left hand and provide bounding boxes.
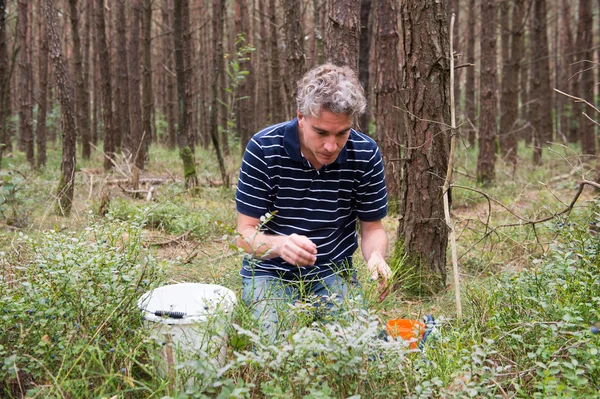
[367,252,392,284]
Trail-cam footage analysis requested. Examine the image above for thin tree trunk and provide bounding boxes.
[182,0,197,150]
[209,0,228,185]
[575,0,594,155]
[142,0,153,155]
[325,0,360,71]
[531,0,553,164]
[373,0,402,206]
[174,0,198,187]
[477,0,497,184]
[0,1,16,160]
[95,0,116,170]
[128,0,144,170]
[398,0,450,295]
[256,0,270,128]
[499,0,511,158]
[115,0,131,155]
[465,0,476,146]
[269,0,285,122]
[18,0,34,166]
[83,0,92,152]
[45,0,77,216]
[69,0,91,160]
[238,0,256,151]
[501,0,525,166]
[558,0,575,141]
[36,0,49,168]
[162,0,177,149]
[357,0,371,131]
[283,0,304,119]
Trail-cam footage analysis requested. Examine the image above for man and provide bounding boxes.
[235,64,391,339]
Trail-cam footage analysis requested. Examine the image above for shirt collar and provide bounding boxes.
[283,118,348,166]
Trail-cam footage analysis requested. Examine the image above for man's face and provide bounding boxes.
[297,110,353,169]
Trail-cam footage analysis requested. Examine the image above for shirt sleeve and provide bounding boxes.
[236,138,273,219]
[355,147,388,222]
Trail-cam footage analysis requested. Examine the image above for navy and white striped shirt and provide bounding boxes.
[236,118,388,281]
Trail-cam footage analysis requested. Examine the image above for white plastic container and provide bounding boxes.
[137,283,237,380]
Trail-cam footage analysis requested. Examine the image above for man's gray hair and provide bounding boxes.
[296,64,366,118]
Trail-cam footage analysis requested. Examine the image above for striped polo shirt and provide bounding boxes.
[236,118,387,281]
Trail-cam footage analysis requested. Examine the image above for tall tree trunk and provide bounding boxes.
[501,0,525,166]
[269,0,285,122]
[17,0,34,166]
[531,0,553,164]
[575,0,594,155]
[520,14,531,143]
[465,0,476,146]
[325,0,360,71]
[313,0,324,65]
[95,0,116,170]
[142,0,153,155]
[558,0,575,142]
[83,0,92,149]
[36,0,49,168]
[45,0,78,216]
[0,0,11,159]
[115,0,131,154]
[373,0,402,206]
[69,0,91,160]
[129,0,145,169]
[398,0,450,295]
[174,0,198,187]
[283,0,305,119]
[358,0,371,131]
[237,0,256,151]
[90,0,99,146]
[498,0,511,159]
[162,0,177,149]
[477,0,497,184]
[256,0,270,127]
[208,0,228,185]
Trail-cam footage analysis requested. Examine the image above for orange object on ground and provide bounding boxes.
[386,319,426,349]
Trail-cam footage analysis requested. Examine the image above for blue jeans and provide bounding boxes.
[241,273,363,341]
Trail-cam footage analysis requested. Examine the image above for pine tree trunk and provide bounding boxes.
[162,0,177,149]
[45,0,78,216]
[398,0,450,295]
[575,0,594,155]
[174,0,198,187]
[558,0,575,141]
[95,0,116,170]
[237,0,256,151]
[17,0,34,166]
[283,0,304,118]
[256,0,270,127]
[531,0,553,164]
[182,0,197,150]
[115,0,131,155]
[142,0,153,153]
[358,0,371,131]
[0,1,9,158]
[325,0,360,71]
[465,0,476,146]
[500,0,524,166]
[129,0,145,169]
[373,0,402,207]
[269,0,285,121]
[477,0,497,184]
[36,0,49,168]
[83,0,92,151]
[69,0,91,160]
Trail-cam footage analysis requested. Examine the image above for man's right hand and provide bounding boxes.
[274,233,317,266]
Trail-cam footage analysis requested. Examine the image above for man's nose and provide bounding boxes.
[324,137,337,152]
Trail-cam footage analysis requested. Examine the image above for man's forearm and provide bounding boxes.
[236,228,283,259]
[361,227,388,262]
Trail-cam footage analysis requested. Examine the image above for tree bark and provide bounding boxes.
[325,0,360,71]
[373,0,402,206]
[95,0,116,170]
[162,0,177,148]
[269,0,285,122]
[575,0,594,155]
[464,0,476,146]
[558,0,575,141]
[129,0,145,169]
[0,0,10,157]
[142,0,153,152]
[36,0,49,168]
[477,0,497,184]
[283,0,305,119]
[174,0,198,187]
[398,0,450,295]
[531,0,553,164]
[69,0,91,160]
[256,0,270,128]
[17,0,34,166]
[45,0,78,216]
[237,0,256,151]
[357,0,371,131]
[500,0,525,166]
[115,0,131,155]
